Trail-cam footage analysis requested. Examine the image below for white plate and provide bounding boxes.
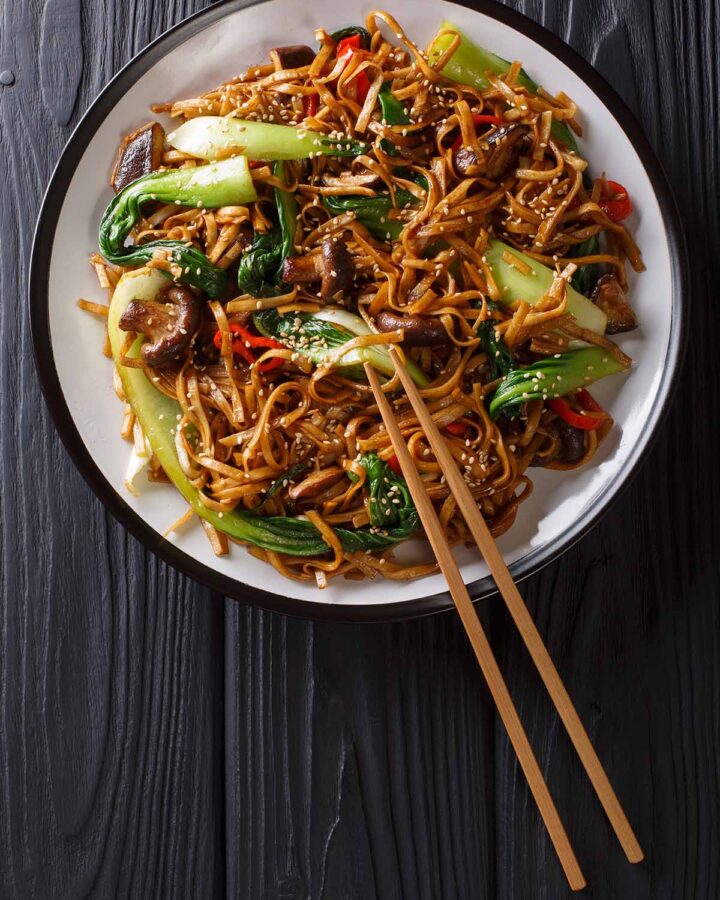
[31,0,685,619]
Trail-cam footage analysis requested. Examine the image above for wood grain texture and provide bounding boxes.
[1,0,718,899]
[225,606,497,899]
[224,1,720,899]
[39,0,83,125]
[0,1,224,898]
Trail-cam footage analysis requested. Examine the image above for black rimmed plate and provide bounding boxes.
[30,0,686,621]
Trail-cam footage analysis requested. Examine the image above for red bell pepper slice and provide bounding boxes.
[549,391,605,430]
[599,179,633,222]
[336,33,370,104]
[443,421,469,437]
[213,323,284,373]
[336,34,362,58]
[353,71,371,105]
[576,389,603,414]
[451,114,504,152]
[303,93,319,118]
[387,454,403,475]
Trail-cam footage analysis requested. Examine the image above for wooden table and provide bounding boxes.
[1,1,717,897]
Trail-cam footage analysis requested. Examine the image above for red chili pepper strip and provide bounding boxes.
[387,454,403,475]
[599,179,633,222]
[576,389,603,414]
[303,93,319,118]
[213,324,285,373]
[336,34,371,104]
[549,396,604,431]
[214,327,254,364]
[472,114,504,126]
[451,114,505,152]
[443,421,469,437]
[353,71,371,104]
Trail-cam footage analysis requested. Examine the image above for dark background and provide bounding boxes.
[1,0,718,897]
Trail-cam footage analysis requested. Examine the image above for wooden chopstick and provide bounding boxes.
[387,346,644,866]
[364,362,586,892]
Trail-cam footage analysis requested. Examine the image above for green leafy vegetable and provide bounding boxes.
[167,116,368,161]
[237,160,297,296]
[236,231,282,297]
[360,452,417,530]
[488,347,627,418]
[427,21,579,152]
[329,25,372,48]
[568,235,601,297]
[476,320,514,380]
[254,462,308,508]
[323,189,420,241]
[253,306,429,387]
[108,269,418,556]
[98,156,257,298]
[378,83,410,126]
[378,82,411,157]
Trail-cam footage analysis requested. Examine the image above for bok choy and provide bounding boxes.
[567,234,601,297]
[484,239,607,335]
[322,189,419,241]
[428,22,579,152]
[378,83,410,126]
[236,160,297,296]
[108,269,418,555]
[476,319,514,380]
[167,116,368,161]
[99,156,256,297]
[253,307,429,387]
[488,347,627,418]
[360,451,417,531]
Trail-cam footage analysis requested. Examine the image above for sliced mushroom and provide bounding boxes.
[287,466,346,501]
[111,122,165,193]
[320,237,354,299]
[484,124,532,179]
[321,171,382,190]
[454,124,532,179]
[554,420,586,463]
[269,44,316,71]
[454,147,483,177]
[118,284,202,366]
[281,253,324,284]
[590,274,638,334]
[281,236,354,299]
[374,309,450,346]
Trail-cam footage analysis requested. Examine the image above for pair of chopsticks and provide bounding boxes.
[364,351,643,892]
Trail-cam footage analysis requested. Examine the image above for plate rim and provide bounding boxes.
[29,0,687,622]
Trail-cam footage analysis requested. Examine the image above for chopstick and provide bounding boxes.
[364,362,587,892]
[385,346,644,866]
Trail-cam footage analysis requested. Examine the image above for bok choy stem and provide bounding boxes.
[167,116,368,161]
[253,307,429,387]
[99,156,257,297]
